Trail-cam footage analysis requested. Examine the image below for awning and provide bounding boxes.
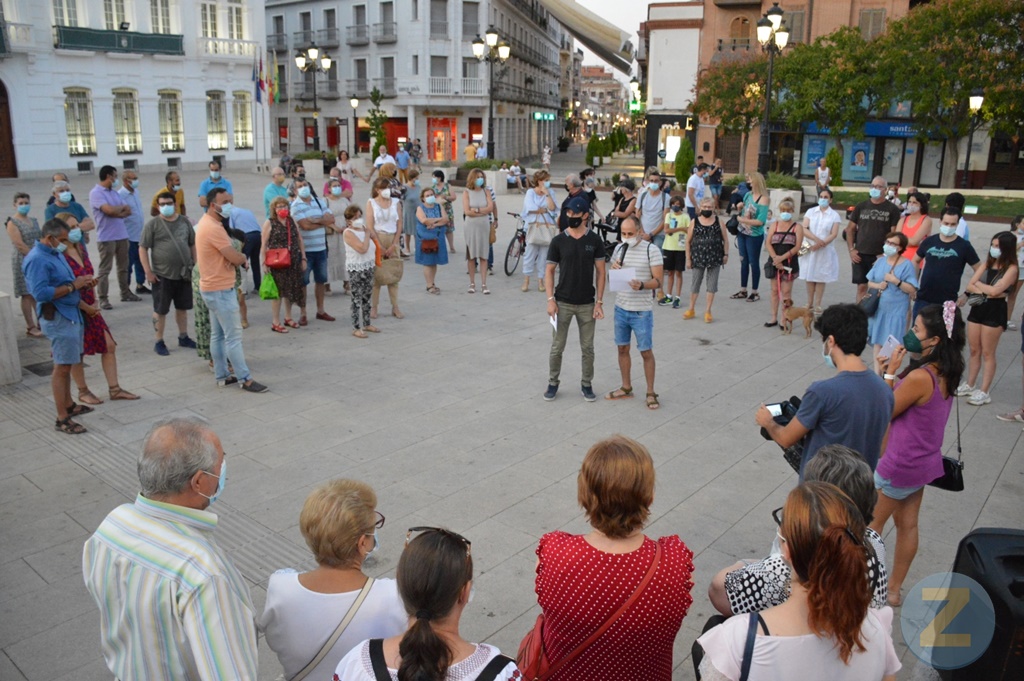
[538,0,634,74]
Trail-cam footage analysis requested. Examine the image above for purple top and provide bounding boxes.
[89,184,128,242]
[876,366,952,487]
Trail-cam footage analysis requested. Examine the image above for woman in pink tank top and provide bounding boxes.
[896,191,932,262]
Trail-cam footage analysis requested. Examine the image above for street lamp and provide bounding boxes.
[349,97,359,156]
[963,88,985,189]
[472,26,511,161]
[294,42,333,151]
[755,2,789,175]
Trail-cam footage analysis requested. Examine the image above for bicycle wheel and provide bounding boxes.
[504,232,524,276]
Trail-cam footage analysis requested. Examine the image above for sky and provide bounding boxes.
[574,0,647,81]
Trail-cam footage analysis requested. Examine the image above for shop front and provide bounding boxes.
[985,132,1024,189]
[799,121,941,188]
[643,113,696,175]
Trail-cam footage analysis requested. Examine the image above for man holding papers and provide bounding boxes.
[605,217,664,410]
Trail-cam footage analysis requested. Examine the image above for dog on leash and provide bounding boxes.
[781,299,814,338]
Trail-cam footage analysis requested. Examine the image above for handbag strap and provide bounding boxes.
[476,654,517,681]
[544,541,661,680]
[368,638,390,681]
[955,382,962,462]
[289,577,375,681]
[738,612,765,681]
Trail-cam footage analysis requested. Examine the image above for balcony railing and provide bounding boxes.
[506,36,558,75]
[461,77,485,96]
[373,22,398,43]
[267,32,288,52]
[54,25,184,55]
[428,77,452,95]
[494,81,560,108]
[318,27,340,48]
[717,38,752,52]
[293,30,314,48]
[429,21,448,39]
[320,80,341,99]
[346,24,369,46]
[373,77,396,97]
[198,37,259,58]
[347,78,370,98]
[293,83,315,101]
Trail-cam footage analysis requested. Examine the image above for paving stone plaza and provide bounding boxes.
[0,151,1020,680]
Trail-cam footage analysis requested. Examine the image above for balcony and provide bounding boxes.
[318,27,340,48]
[347,78,370,98]
[373,77,396,97]
[321,80,341,99]
[198,37,259,58]
[373,22,397,43]
[429,21,448,39]
[0,21,31,55]
[506,37,558,76]
[717,38,752,52]
[494,81,559,108]
[293,82,315,101]
[346,24,369,46]
[267,32,288,52]
[461,78,485,96]
[293,30,314,48]
[54,25,184,55]
[428,77,452,95]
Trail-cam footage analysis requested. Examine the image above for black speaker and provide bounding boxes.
[940,528,1024,680]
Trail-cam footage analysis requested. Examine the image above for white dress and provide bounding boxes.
[799,207,841,283]
[326,196,350,283]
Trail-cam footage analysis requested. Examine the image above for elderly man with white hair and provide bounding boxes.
[82,418,257,681]
[45,178,95,234]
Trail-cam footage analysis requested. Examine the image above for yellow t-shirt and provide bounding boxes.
[662,211,690,251]
[195,214,237,292]
[150,188,187,216]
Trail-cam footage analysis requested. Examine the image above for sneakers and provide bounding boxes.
[672,298,681,309]
[954,382,976,397]
[178,335,197,349]
[242,379,269,393]
[135,285,152,295]
[1009,321,1018,331]
[657,295,673,306]
[543,384,558,401]
[581,385,597,402]
[996,409,1024,422]
[218,376,239,387]
[122,292,142,302]
[967,390,991,406]
[99,299,113,310]
[154,340,170,356]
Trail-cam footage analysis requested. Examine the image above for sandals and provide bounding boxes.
[683,309,696,320]
[468,284,476,294]
[365,325,381,333]
[272,323,289,333]
[482,285,490,295]
[705,312,714,323]
[392,308,404,319]
[67,402,94,417]
[352,329,368,338]
[298,315,308,327]
[426,286,441,295]
[78,389,104,405]
[55,417,87,435]
[109,386,140,401]
[730,290,748,299]
[283,319,300,329]
[26,326,44,338]
[747,292,761,302]
[646,393,660,410]
[606,387,634,400]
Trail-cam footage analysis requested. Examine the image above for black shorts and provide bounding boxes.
[663,250,686,272]
[851,253,879,284]
[152,276,194,315]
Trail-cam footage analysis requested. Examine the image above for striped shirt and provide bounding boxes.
[290,196,328,252]
[611,241,663,311]
[82,495,258,681]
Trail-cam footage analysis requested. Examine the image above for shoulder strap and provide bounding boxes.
[368,638,391,681]
[157,218,193,267]
[290,578,376,681]
[544,541,661,680]
[475,654,516,681]
[739,611,760,681]
[616,242,629,265]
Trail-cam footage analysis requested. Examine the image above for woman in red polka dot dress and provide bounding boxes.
[533,435,695,680]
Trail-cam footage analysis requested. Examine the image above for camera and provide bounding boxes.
[761,396,805,473]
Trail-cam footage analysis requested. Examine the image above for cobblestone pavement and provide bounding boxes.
[0,152,1020,680]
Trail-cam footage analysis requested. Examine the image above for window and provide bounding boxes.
[786,10,805,44]
[462,58,479,78]
[63,88,95,156]
[233,91,253,149]
[201,3,218,38]
[381,1,394,24]
[430,55,447,77]
[462,1,478,36]
[159,90,184,151]
[412,0,418,21]
[381,57,395,79]
[206,91,228,150]
[860,9,886,40]
[355,58,368,80]
[227,0,244,40]
[150,0,171,33]
[273,15,284,34]
[53,0,79,26]
[300,11,311,31]
[104,0,127,31]
[325,8,336,28]
[430,0,447,37]
[112,89,142,154]
[353,5,365,26]
[412,54,419,75]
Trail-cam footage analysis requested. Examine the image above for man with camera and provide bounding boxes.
[755,304,893,476]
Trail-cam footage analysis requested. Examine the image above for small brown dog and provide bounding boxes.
[781,299,814,338]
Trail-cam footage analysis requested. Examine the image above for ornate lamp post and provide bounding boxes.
[294,43,333,151]
[962,88,984,189]
[472,26,511,161]
[755,3,789,175]
[349,97,359,156]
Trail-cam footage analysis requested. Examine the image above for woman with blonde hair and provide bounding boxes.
[463,168,494,294]
[366,178,404,319]
[763,197,805,328]
[260,479,405,680]
[520,170,557,292]
[731,171,770,302]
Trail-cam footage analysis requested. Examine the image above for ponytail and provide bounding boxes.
[805,525,871,664]
[397,616,452,681]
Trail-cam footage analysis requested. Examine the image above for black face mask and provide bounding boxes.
[564,184,571,192]
[297,173,306,181]
[567,216,584,228]
[700,209,714,217]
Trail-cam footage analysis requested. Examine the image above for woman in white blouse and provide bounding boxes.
[799,188,842,315]
[365,178,404,319]
[259,479,406,681]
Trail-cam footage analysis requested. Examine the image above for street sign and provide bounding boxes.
[533,112,556,121]
[657,149,667,159]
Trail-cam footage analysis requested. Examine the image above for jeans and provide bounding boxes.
[128,241,145,286]
[201,288,251,383]
[487,243,494,269]
[242,231,262,291]
[736,233,764,290]
[549,302,596,387]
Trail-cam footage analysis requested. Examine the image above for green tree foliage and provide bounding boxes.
[691,54,769,174]
[586,135,599,166]
[674,137,694,185]
[825,146,844,187]
[366,87,389,153]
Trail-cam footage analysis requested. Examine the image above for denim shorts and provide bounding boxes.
[614,306,654,351]
[874,470,922,501]
[304,249,329,285]
[40,312,84,365]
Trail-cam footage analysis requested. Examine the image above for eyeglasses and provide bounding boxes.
[885,240,902,247]
[771,507,783,526]
[406,526,472,557]
[373,510,385,529]
[870,183,886,189]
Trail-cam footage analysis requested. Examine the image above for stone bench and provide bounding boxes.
[0,292,22,385]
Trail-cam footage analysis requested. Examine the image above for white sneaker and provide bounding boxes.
[1009,321,1018,330]
[954,382,976,397]
[967,390,991,406]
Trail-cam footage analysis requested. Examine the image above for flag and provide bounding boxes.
[259,54,267,95]
[253,54,261,104]
[272,53,280,103]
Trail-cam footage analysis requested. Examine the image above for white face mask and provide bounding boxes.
[939,225,957,237]
[621,235,639,247]
[380,188,391,199]
[351,218,365,228]
[907,203,920,214]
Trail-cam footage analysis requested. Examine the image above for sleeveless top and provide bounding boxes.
[876,366,953,487]
[345,229,375,271]
[899,214,926,261]
[370,198,400,234]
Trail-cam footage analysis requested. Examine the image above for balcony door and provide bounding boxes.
[0,81,16,177]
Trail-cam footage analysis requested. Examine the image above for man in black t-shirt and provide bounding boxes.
[544,196,607,402]
[558,175,591,232]
[912,207,982,319]
[846,175,902,301]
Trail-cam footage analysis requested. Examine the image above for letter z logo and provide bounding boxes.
[919,587,971,648]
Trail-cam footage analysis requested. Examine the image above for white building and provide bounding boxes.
[265,0,566,163]
[0,0,269,179]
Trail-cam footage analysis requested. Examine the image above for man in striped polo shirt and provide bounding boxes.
[606,216,665,410]
[82,418,257,681]
[291,178,336,324]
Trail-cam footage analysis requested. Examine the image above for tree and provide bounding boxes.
[366,87,389,153]
[824,146,843,187]
[691,54,769,175]
[586,135,599,166]
[882,0,1024,186]
[674,137,694,185]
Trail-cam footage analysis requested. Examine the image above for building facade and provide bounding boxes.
[577,65,627,137]
[265,0,567,163]
[0,0,269,179]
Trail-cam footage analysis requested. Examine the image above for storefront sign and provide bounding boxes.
[805,121,919,138]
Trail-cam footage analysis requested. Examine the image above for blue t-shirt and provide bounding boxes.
[395,149,410,169]
[45,200,88,223]
[916,234,980,304]
[198,177,234,203]
[795,370,894,476]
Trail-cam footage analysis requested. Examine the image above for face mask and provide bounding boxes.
[700,209,714,218]
[111,179,121,190]
[468,583,476,604]
[939,225,957,237]
[159,205,175,218]
[822,340,836,369]
[366,530,379,555]
[217,202,233,218]
[330,187,342,196]
[58,191,72,203]
[56,241,68,253]
[199,461,227,504]
[543,181,551,188]
[671,206,683,214]
[297,186,311,199]
[297,173,306,181]
[621,235,639,247]
[902,329,924,354]
[424,196,437,205]
[210,171,220,179]
[648,182,659,191]
[414,179,421,187]
[380,188,391,199]
[130,180,139,189]
[990,246,1003,259]
[567,216,583,228]
[276,208,289,220]
[869,188,882,199]
[68,228,83,243]
[882,244,899,257]
[432,177,439,186]
[475,177,485,188]
[351,218,365,229]
[172,184,181,192]
[780,212,793,221]
[16,204,30,215]
[907,203,920,214]
[818,198,830,208]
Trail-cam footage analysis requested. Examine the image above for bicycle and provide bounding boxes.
[504,211,527,276]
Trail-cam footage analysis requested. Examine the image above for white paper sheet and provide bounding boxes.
[608,267,636,292]
[549,315,558,330]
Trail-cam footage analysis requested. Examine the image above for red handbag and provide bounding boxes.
[265,219,293,270]
[517,541,661,681]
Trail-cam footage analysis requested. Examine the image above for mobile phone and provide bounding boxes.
[880,334,900,358]
[766,403,784,418]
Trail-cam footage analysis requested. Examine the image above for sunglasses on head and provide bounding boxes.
[405,526,472,557]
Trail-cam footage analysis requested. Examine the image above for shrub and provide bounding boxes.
[611,172,621,186]
[461,159,508,171]
[292,151,325,161]
[726,174,746,187]
[765,172,803,190]
[825,146,843,187]
[674,137,694,185]
[586,136,599,166]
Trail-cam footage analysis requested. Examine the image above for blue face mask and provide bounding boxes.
[159,205,175,217]
[544,180,552,188]
[68,228,83,243]
[414,179,421,187]
[331,186,342,196]
[939,225,957,237]
[365,529,379,556]
[432,177,439,186]
[869,188,882,199]
[210,170,221,180]
[648,182,660,191]
[818,198,830,208]
[172,184,181,192]
[199,460,227,504]
[990,246,1002,259]
[56,241,68,254]
[218,202,233,218]
[475,177,485,188]
[298,186,312,199]
[111,179,121,190]
[16,204,30,215]
[883,244,899,257]
[822,340,835,369]
[58,191,73,203]
[130,180,139,189]
[424,196,437,205]
[780,212,793,222]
